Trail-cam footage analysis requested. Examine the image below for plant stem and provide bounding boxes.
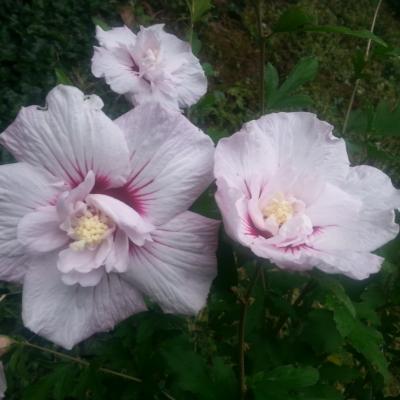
[255,0,265,114]
[238,265,261,400]
[342,0,383,135]
[18,340,142,383]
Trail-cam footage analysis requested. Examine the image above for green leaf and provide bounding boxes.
[272,8,387,47]
[264,63,279,98]
[306,25,387,47]
[301,309,344,354]
[265,57,318,110]
[210,357,237,399]
[348,320,391,383]
[54,68,72,85]
[186,0,212,24]
[273,8,314,32]
[91,16,110,30]
[162,336,214,399]
[371,100,400,136]
[279,57,319,95]
[250,365,319,399]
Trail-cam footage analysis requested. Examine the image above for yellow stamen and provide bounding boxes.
[70,212,109,250]
[262,193,294,225]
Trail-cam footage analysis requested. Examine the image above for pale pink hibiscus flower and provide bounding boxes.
[91,24,207,111]
[0,85,218,349]
[214,112,400,279]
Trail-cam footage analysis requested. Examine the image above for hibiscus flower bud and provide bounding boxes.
[0,336,14,357]
[214,112,400,279]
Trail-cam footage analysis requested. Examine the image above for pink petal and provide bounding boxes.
[114,103,214,225]
[313,165,400,252]
[57,239,111,276]
[215,178,256,245]
[18,206,68,253]
[252,112,350,184]
[0,85,130,187]
[105,229,130,273]
[123,211,219,314]
[91,46,144,94]
[87,194,154,245]
[214,124,278,197]
[22,254,147,349]
[56,170,95,220]
[61,268,105,287]
[0,163,65,283]
[313,250,383,280]
[95,25,137,49]
[306,182,362,226]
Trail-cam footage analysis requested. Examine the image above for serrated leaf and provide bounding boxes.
[348,320,390,383]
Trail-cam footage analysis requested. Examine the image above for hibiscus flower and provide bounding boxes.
[91,24,207,110]
[0,85,218,349]
[214,112,400,279]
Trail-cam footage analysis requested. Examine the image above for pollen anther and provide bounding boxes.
[70,211,110,250]
[262,193,294,225]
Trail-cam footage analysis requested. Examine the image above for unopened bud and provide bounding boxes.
[0,336,14,357]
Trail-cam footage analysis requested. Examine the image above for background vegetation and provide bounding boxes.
[1,0,400,399]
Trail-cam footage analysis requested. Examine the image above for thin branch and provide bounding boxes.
[19,340,142,383]
[238,265,261,400]
[342,0,383,134]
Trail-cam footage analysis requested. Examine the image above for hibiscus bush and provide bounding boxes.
[1,1,400,399]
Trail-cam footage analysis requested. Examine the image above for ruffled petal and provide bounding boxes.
[22,254,147,349]
[123,211,219,314]
[56,170,95,220]
[91,46,144,94]
[0,163,65,282]
[87,194,154,245]
[214,125,278,196]
[247,112,349,184]
[306,182,362,227]
[17,206,68,253]
[313,250,383,280]
[312,166,400,252]
[114,103,214,225]
[215,178,256,246]
[0,85,130,187]
[95,25,136,49]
